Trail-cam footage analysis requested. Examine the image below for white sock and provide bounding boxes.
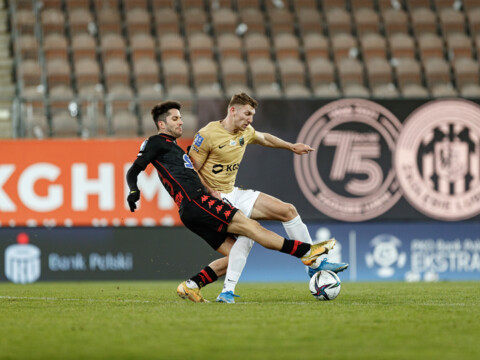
[186,280,198,289]
[222,236,254,293]
[283,215,313,244]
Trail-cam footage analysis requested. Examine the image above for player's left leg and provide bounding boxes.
[177,237,234,303]
[251,192,348,275]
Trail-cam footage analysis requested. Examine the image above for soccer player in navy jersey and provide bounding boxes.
[126,100,336,302]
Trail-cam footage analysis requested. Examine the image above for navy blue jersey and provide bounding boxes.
[133,134,207,207]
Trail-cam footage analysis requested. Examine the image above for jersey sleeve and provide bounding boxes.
[133,136,166,170]
[246,125,256,144]
[188,131,211,169]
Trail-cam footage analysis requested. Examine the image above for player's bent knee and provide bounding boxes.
[281,203,298,221]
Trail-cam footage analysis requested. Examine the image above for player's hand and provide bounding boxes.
[127,190,140,212]
[292,143,314,155]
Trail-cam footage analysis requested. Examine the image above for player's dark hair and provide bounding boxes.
[228,92,258,109]
[151,101,181,130]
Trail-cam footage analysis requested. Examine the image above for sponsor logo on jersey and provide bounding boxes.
[294,99,402,221]
[211,163,240,174]
[394,99,480,221]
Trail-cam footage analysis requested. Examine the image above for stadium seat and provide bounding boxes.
[254,84,282,98]
[418,33,444,62]
[159,33,185,60]
[187,33,215,61]
[196,84,224,98]
[284,84,312,98]
[43,33,68,61]
[75,58,101,90]
[381,8,409,36]
[68,8,93,36]
[278,58,306,88]
[41,8,65,36]
[445,33,473,61]
[291,0,318,12]
[401,83,430,98]
[238,8,266,35]
[331,33,358,62]
[249,58,278,90]
[137,84,164,119]
[46,58,71,89]
[302,33,329,62]
[366,57,393,88]
[125,8,151,36]
[167,85,194,112]
[183,7,208,36]
[431,83,459,97]
[313,84,341,98]
[395,58,423,90]
[130,33,156,62]
[191,58,219,89]
[217,33,243,60]
[15,10,36,35]
[154,8,180,35]
[151,0,175,10]
[439,8,466,36]
[423,57,452,90]
[133,58,160,88]
[124,0,149,10]
[221,58,249,90]
[371,84,400,98]
[104,58,131,89]
[337,58,365,89]
[244,33,271,61]
[211,8,239,36]
[350,0,375,11]
[388,33,416,60]
[467,8,480,37]
[50,86,79,138]
[273,33,300,60]
[460,84,480,97]
[17,34,38,61]
[236,0,262,11]
[296,8,323,37]
[411,8,437,36]
[225,84,254,97]
[96,6,122,35]
[100,33,127,61]
[267,8,295,36]
[71,33,97,62]
[354,8,380,37]
[343,84,370,97]
[452,57,479,89]
[325,8,352,35]
[307,57,336,89]
[361,33,387,61]
[322,0,346,10]
[405,0,432,11]
[163,58,190,88]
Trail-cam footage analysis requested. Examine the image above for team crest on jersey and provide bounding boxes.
[194,133,204,147]
[239,136,245,146]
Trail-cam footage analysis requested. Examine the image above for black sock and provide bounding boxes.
[280,238,310,258]
[190,266,218,288]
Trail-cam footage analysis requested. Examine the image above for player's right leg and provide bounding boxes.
[226,210,336,265]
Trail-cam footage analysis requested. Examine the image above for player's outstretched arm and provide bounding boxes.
[126,163,142,212]
[253,132,314,155]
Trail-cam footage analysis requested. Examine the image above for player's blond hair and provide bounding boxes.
[228,92,258,109]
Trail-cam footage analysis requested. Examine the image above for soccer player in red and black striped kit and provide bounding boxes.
[126,101,336,302]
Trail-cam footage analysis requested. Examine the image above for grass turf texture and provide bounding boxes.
[0,281,479,360]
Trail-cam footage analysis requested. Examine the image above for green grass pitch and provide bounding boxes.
[0,281,479,360]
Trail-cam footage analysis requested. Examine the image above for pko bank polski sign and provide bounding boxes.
[243,222,480,282]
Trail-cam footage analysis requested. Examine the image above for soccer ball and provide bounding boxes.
[309,270,341,301]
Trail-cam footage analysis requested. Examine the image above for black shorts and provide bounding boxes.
[179,194,239,250]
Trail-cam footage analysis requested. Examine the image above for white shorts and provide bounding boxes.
[221,187,260,218]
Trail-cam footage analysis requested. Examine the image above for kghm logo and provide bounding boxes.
[294,99,403,221]
[395,99,480,221]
